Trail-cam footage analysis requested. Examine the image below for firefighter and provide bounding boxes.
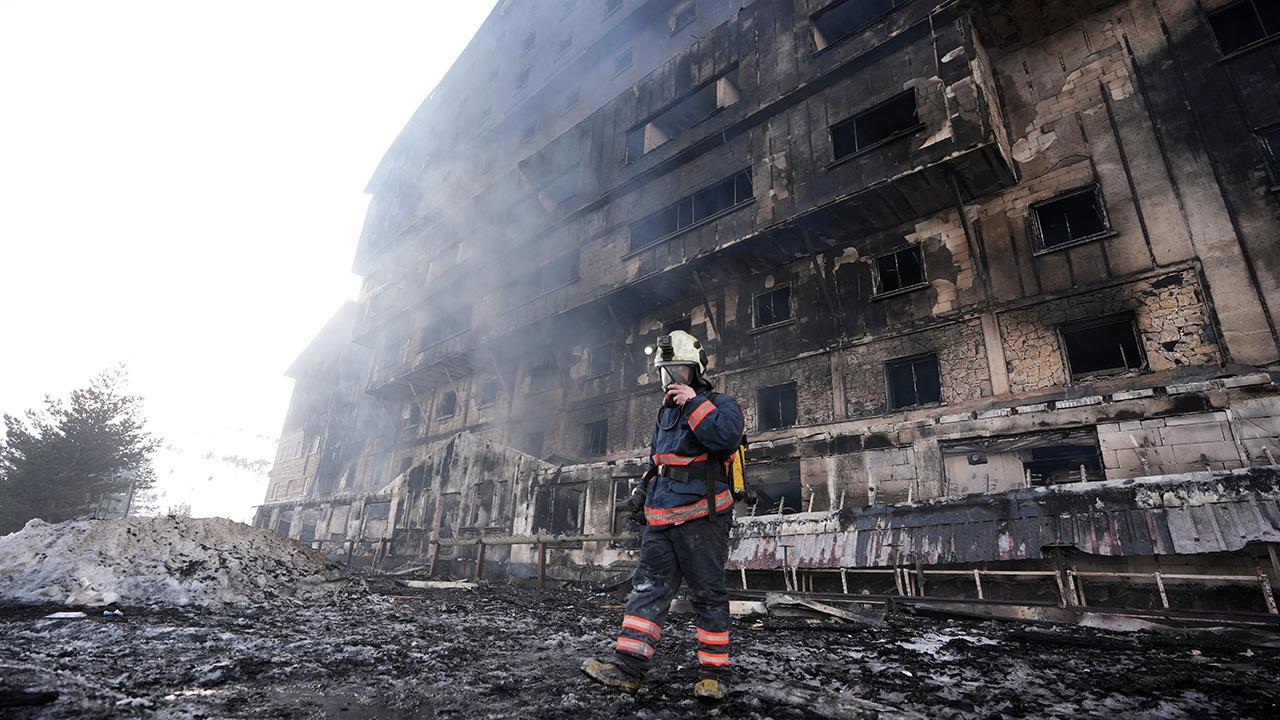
[582,330,744,701]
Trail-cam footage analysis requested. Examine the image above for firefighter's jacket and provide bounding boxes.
[645,390,744,527]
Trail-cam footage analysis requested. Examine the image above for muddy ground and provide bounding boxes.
[1,581,1278,719]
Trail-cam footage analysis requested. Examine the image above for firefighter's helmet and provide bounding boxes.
[649,330,709,375]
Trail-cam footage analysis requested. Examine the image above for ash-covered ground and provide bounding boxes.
[2,582,1278,720]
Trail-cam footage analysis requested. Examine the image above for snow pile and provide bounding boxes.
[0,516,363,608]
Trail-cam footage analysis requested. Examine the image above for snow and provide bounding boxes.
[0,516,362,608]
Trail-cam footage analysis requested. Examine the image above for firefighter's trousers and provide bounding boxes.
[612,511,732,679]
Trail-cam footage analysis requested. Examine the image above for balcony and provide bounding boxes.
[367,329,478,398]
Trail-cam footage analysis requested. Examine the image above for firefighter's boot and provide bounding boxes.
[581,658,642,693]
[693,677,727,701]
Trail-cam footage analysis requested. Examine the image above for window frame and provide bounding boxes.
[1256,124,1280,188]
[587,344,613,378]
[436,390,458,419]
[625,66,740,163]
[757,381,799,431]
[872,245,929,299]
[1205,0,1280,58]
[828,89,922,166]
[583,419,609,456]
[669,0,696,35]
[626,169,754,255]
[751,284,794,331]
[811,0,905,54]
[884,353,943,410]
[478,378,501,408]
[1027,185,1115,254]
[1057,315,1148,382]
[613,48,633,76]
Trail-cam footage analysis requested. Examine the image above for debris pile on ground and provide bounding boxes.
[1,583,1278,718]
[0,516,361,608]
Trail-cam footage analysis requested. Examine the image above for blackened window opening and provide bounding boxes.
[831,90,918,161]
[589,344,613,376]
[630,170,753,250]
[875,246,926,295]
[1032,187,1110,249]
[758,382,798,430]
[1061,318,1145,379]
[480,378,501,406]
[749,460,802,515]
[886,354,941,409]
[583,419,609,455]
[812,0,902,50]
[1207,0,1280,55]
[755,286,792,327]
[626,68,739,161]
[1025,445,1106,486]
[437,391,457,418]
[533,482,585,534]
[528,362,556,394]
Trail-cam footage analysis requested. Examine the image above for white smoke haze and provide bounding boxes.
[0,1,499,520]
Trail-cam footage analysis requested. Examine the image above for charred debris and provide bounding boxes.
[256,0,1280,619]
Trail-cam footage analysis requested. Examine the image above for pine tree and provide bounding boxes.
[0,367,159,533]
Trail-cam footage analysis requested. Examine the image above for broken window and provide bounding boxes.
[630,169,753,251]
[1060,316,1146,380]
[614,48,633,75]
[812,0,902,51]
[942,429,1104,494]
[588,344,613,377]
[749,460,803,515]
[754,285,792,327]
[275,517,291,536]
[830,90,919,162]
[1030,186,1111,250]
[627,69,741,161]
[757,382,798,430]
[583,419,609,455]
[533,482,586,534]
[406,403,421,428]
[1207,0,1280,55]
[528,362,556,394]
[479,378,501,407]
[874,245,927,296]
[886,354,942,409]
[437,391,457,418]
[669,0,696,34]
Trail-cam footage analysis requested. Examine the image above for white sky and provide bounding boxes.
[0,1,497,521]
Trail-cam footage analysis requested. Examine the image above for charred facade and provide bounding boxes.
[257,0,1280,612]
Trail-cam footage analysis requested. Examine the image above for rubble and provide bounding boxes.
[0,517,362,609]
[1,583,1278,718]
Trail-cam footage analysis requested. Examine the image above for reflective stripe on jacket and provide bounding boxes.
[646,391,744,519]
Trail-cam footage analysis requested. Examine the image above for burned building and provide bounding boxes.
[257,0,1280,613]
